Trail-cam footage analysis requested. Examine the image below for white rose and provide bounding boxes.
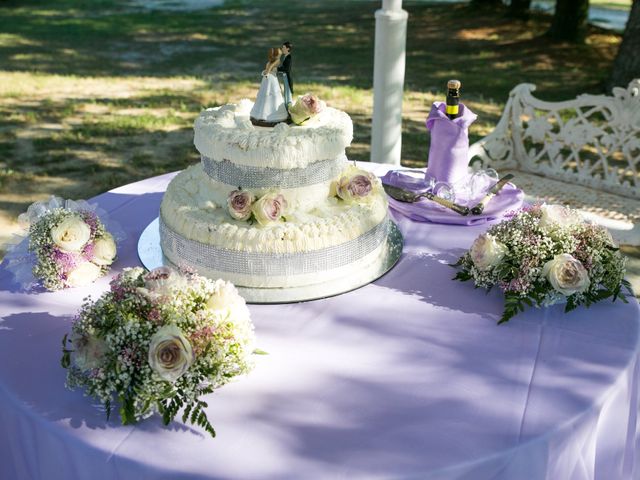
[206,281,239,312]
[92,233,117,266]
[469,233,508,271]
[539,204,582,231]
[50,215,91,253]
[542,253,590,296]
[66,261,102,287]
[143,266,186,297]
[72,332,107,370]
[252,194,287,226]
[148,325,195,383]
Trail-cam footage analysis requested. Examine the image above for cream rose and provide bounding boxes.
[143,266,186,297]
[92,233,117,266]
[227,190,254,221]
[66,261,102,287]
[469,233,508,271]
[206,281,238,312]
[539,205,582,231]
[289,93,326,125]
[51,215,91,253]
[335,167,377,204]
[542,253,590,296]
[252,193,287,226]
[148,325,195,382]
[72,332,107,370]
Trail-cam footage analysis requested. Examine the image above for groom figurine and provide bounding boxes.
[277,41,293,106]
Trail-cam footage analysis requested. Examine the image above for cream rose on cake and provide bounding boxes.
[51,215,91,253]
[335,166,380,205]
[542,253,590,296]
[227,190,254,221]
[252,193,287,226]
[289,93,326,125]
[469,233,508,271]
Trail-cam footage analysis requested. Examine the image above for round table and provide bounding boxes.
[1,169,639,480]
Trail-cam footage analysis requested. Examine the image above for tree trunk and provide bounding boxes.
[508,0,532,19]
[608,0,640,90]
[546,0,589,42]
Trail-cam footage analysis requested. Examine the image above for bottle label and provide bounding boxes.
[446,104,459,116]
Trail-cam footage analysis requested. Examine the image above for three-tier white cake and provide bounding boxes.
[159,100,390,289]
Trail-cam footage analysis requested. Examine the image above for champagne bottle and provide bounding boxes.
[445,79,461,120]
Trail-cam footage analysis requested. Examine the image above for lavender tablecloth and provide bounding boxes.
[1,167,639,480]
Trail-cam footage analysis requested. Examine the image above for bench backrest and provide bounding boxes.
[468,80,640,199]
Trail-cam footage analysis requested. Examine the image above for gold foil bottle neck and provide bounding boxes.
[447,79,461,90]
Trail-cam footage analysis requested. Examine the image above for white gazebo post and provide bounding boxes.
[370,0,408,165]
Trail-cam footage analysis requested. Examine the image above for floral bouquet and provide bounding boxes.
[453,204,632,324]
[4,196,120,291]
[62,266,257,437]
[288,93,326,125]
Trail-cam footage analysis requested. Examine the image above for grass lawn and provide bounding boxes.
[0,0,636,292]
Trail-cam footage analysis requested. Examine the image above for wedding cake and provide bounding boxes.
[159,100,390,289]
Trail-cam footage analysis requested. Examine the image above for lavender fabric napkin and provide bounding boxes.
[426,101,477,185]
[381,169,524,225]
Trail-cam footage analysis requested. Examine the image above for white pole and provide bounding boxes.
[370,0,408,165]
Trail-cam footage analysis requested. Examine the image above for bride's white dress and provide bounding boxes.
[250,72,288,122]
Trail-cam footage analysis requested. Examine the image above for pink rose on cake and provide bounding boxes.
[334,166,380,204]
[227,190,255,221]
[289,94,326,125]
[252,193,288,226]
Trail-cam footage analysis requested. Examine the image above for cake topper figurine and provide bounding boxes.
[277,41,293,106]
[250,47,289,127]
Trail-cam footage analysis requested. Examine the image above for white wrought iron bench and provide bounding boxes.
[468,79,640,245]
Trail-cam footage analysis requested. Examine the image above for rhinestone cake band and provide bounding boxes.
[201,155,345,189]
[159,216,390,278]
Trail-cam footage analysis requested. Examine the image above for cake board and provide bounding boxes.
[137,217,403,304]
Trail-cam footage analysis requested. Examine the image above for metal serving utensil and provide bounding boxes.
[469,174,515,215]
[382,183,470,216]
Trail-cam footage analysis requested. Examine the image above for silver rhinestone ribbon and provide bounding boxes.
[201,156,344,189]
[160,216,389,276]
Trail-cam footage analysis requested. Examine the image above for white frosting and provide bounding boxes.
[160,166,388,254]
[163,240,388,288]
[191,164,333,212]
[193,103,353,169]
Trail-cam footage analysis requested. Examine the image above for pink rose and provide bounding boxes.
[227,190,254,221]
[289,94,326,125]
[300,94,325,114]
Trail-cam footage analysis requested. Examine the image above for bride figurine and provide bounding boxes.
[250,47,289,126]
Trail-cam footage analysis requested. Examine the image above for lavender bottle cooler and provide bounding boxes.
[425,101,477,185]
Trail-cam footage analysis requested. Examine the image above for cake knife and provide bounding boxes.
[382,183,470,216]
[469,174,515,215]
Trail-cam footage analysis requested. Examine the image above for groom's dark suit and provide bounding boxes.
[277,54,293,94]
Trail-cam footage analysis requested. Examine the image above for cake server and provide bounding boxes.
[469,173,515,215]
[382,183,470,216]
